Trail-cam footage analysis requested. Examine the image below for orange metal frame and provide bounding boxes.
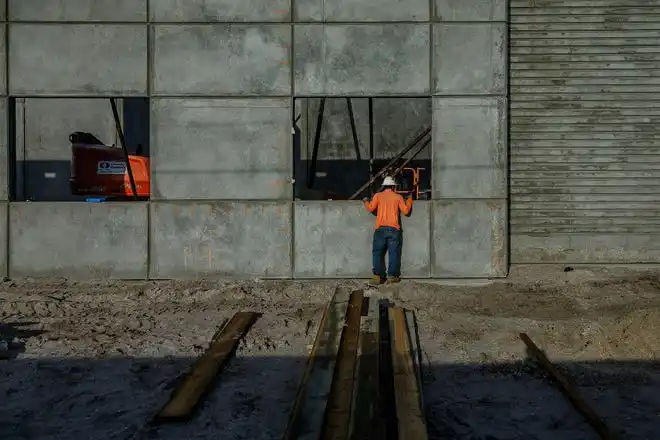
[395,167,428,200]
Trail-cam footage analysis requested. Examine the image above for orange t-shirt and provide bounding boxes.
[363,189,413,230]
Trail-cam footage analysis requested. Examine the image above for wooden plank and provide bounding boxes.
[519,333,617,440]
[155,311,260,421]
[322,290,365,440]
[389,307,429,440]
[379,299,397,440]
[284,288,351,440]
[349,295,380,440]
[405,309,425,419]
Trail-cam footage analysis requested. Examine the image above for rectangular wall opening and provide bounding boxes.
[293,97,432,201]
[8,97,150,202]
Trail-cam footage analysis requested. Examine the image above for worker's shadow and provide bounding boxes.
[0,322,45,360]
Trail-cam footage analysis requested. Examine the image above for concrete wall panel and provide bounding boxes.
[433,23,506,95]
[511,234,660,263]
[432,200,507,278]
[9,203,148,279]
[9,1,147,21]
[0,204,6,278]
[0,100,7,201]
[434,0,506,22]
[294,24,430,96]
[150,202,292,278]
[295,0,429,22]
[151,98,291,200]
[294,201,430,278]
[150,0,290,22]
[9,25,148,95]
[152,25,291,96]
[0,27,6,96]
[433,97,506,198]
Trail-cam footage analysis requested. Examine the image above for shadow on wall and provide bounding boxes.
[14,160,87,202]
[1,353,658,439]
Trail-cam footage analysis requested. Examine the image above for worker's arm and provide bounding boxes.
[364,194,379,213]
[399,196,413,216]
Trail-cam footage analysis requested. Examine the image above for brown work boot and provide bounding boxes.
[386,276,401,285]
[368,275,385,285]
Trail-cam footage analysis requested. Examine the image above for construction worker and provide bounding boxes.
[362,176,413,285]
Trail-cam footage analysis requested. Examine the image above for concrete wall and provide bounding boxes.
[0,1,508,279]
[294,201,431,278]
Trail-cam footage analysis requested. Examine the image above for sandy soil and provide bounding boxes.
[2,266,660,439]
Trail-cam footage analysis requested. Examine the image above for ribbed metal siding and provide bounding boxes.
[510,0,660,255]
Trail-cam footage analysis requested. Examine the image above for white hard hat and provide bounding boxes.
[382,176,397,186]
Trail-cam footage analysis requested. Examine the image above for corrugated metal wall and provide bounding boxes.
[509,0,660,262]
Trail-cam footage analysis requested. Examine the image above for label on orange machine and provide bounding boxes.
[97,160,127,175]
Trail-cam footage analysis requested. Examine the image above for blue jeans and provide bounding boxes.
[372,226,402,278]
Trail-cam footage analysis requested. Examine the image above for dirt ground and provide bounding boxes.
[2,265,660,439]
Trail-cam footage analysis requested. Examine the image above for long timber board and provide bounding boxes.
[389,307,429,440]
[284,288,351,440]
[155,311,260,422]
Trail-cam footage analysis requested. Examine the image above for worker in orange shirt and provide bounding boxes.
[363,176,413,285]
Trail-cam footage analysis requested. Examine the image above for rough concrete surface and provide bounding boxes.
[294,24,430,96]
[434,0,507,22]
[150,0,291,22]
[152,25,291,96]
[0,99,7,201]
[295,0,429,22]
[433,23,506,95]
[0,28,7,95]
[3,266,660,439]
[150,202,292,279]
[150,98,291,200]
[0,203,7,277]
[293,201,430,278]
[9,203,148,279]
[9,0,147,22]
[9,24,148,96]
[432,199,507,278]
[433,97,507,199]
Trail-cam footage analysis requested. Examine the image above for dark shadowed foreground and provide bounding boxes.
[2,266,660,439]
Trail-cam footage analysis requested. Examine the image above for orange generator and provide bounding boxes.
[70,143,150,198]
[69,98,150,200]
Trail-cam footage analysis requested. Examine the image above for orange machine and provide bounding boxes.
[395,167,428,200]
[70,143,150,199]
[69,99,150,200]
